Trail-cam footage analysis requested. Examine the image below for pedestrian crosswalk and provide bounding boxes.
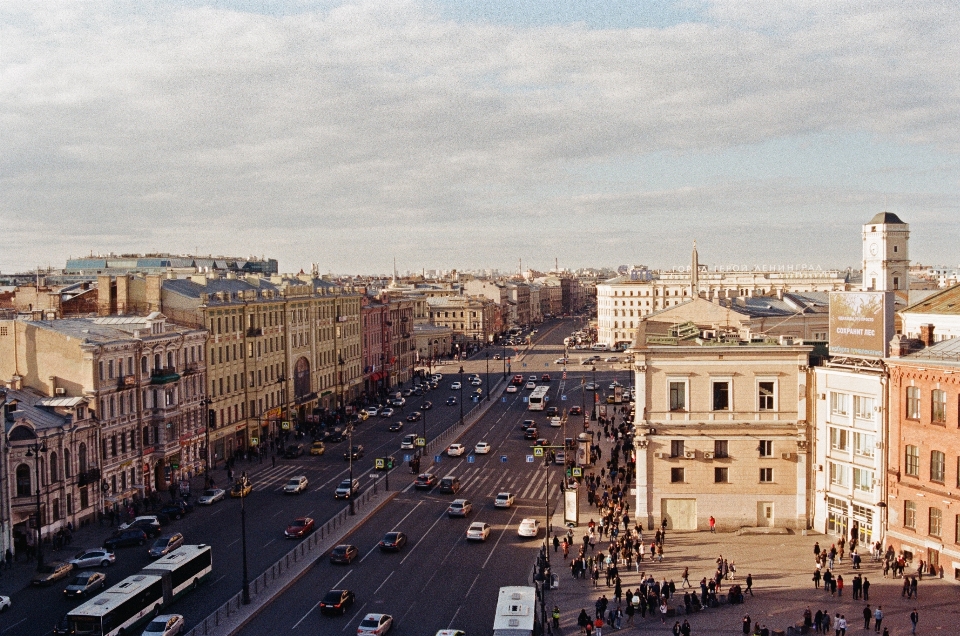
[424,464,561,504]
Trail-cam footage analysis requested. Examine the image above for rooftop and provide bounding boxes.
[868,211,906,225]
[902,284,960,315]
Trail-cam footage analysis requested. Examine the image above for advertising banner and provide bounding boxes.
[828,292,894,358]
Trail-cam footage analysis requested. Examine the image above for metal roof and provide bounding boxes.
[902,285,960,316]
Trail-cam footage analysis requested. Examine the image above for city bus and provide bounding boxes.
[68,544,212,636]
[528,386,549,411]
[492,585,538,636]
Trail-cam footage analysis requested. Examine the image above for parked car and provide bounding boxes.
[119,515,162,531]
[159,501,192,521]
[69,548,115,569]
[329,544,359,564]
[378,531,407,551]
[414,473,437,490]
[494,492,515,508]
[198,488,226,505]
[446,499,472,517]
[357,613,393,635]
[103,529,148,550]
[310,441,326,456]
[283,475,309,494]
[284,444,304,459]
[142,614,185,636]
[320,589,355,616]
[148,533,185,558]
[31,560,74,586]
[343,445,364,461]
[335,478,360,499]
[285,517,316,539]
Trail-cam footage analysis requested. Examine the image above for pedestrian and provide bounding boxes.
[862,577,870,601]
[813,568,822,589]
[836,574,844,597]
[594,615,603,636]
[837,614,847,636]
[910,608,918,635]
[672,621,681,636]
[910,575,918,599]
[743,614,752,634]
[682,566,691,588]
[709,515,716,533]
[873,606,883,633]
[554,535,561,553]
[681,620,691,636]
[862,605,871,630]
[4,548,11,570]
[659,599,668,623]
[746,573,754,596]
[271,455,276,468]
[552,606,561,630]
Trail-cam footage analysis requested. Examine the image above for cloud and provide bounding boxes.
[1,0,958,274]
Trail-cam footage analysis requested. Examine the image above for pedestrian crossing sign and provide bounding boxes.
[533,447,544,457]
[500,455,508,463]
[468,455,475,463]
[416,437,426,447]
[572,467,582,477]
[375,458,385,469]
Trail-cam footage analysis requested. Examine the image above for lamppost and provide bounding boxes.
[239,478,250,604]
[591,366,597,421]
[348,423,355,515]
[200,398,213,488]
[580,377,587,431]
[337,357,345,427]
[25,440,47,571]
[502,339,507,379]
[485,352,490,401]
[458,366,464,426]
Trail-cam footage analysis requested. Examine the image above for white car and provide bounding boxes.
[525,381,536,390]
[432,374,443,381]
[474,442,492,454]
[554,357,570,364]
[549,416,561,427]
[364,406,380,417]
[142,614,185,636]
[466,522,491,541]
[604,356,619,362]
[0,595,10,612]
[494,492,515,508]
[518,518,541,538]
[450,382,462,390]
[357,612,393,635]
[400,433,416,450]
[197,488,226,505]
[506,385,518,393]
[446,443,466,457]
[119,515,161,531]
[380,407,395,418]
[470,378,482,386]
[283,475,309,494]
[435,631,466,636]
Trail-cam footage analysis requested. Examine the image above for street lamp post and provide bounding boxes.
[458,366,464,426]
[26,440,47,572]
[485,353,490,401]
[591,366,597,421]
[200,398,213,488]
[239,481,250,604]
[348,424,355,515]
[502,340,506,379]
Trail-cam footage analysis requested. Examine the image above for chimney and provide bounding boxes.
[919,323,935,347]
[146,274,162,313]
[116,274,130,315]
[96,275,113,316]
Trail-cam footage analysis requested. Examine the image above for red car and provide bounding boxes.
[541,374,551,382]
[569,406,583,416]
[284,517,315,539]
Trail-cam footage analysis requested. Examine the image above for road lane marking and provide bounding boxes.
[464,571,483,598]
[343,602,366,631]
[291,602,319,629]
[333,570,352,588]
[482,508,520,570]
[373,570,394,595]
[399,510,447,565]
[263,538,276,548]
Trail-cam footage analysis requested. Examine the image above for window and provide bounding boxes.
[904,500,917,529]
[831,392,849,416]
[905,445,920,477]
[669,381,687,412]
[930,507,943,537]
[714,440,729,459]
[853,467,873,492]
[758,381,775,410]
[854,395,874,420]
[829,462,849,487]
[906,386,920,420]
[955,514,960,544]
[670,467,685,483]
[15,465,31,497]
[759,468,773,483]
[853,432,875,458]
[932,389,947,423]
[758,440,773,457]
[830,427,850,452]
[712,381,730,411]
[931,450,946,483]
[670,440,685,458]
[714,467,729,483]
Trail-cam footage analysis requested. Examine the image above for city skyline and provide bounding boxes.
[3,0,958,275]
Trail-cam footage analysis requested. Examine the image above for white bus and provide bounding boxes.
[528,386,550,411]
[492,585,537,636]
[69,544,212,636]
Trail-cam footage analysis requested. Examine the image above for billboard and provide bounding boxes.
[828,292,894,358]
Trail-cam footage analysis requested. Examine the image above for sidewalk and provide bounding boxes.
[541,433,960,635]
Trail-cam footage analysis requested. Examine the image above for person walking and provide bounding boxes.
[836,614,847,636]
[552,606,561,630]
[873,606,883,633]
[836,574,844,597]
[813,568,822,589]
[746,573,754,596]
[743,614,752,634]
[681,566,691,588]
[910,608,919,635]
[862,577,870,601]
[862,605,871,630]
[709,515,716,533]
[659,599,668,623]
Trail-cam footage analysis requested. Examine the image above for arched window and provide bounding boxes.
[78,443,88,473]
[50,451,59,482]
[16,464,31,497]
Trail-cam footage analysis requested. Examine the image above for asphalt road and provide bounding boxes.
[235,319,631,635]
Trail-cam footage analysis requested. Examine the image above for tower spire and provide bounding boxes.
[691,240,700,298]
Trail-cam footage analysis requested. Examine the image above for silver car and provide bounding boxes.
[197,488,226,505]
[148,533,184,558]
[69,548,115,569]
[63,571,107,598]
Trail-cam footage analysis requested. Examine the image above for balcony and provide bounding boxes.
[246,327,263,338]
[77,468,101,486]
[151,367,181,385]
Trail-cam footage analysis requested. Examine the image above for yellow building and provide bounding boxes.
[632,321,813,531]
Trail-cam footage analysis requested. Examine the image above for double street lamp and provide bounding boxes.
[239,474,250,604]
[458,366,464,426]
[348,423,356,515]
[200,397,213,488]
[25,440,47,572]
[485,353,490,401]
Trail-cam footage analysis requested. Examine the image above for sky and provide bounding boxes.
[2,0,959,276]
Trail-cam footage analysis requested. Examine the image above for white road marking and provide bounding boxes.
[373,570,394,595]
[400,510,447,565]
[291,602,319,629]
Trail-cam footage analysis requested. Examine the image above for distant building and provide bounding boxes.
[65,254,278,277]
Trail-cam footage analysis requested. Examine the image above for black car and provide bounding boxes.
[329,544,359,564]
[126,518,162,538]
[388,421,404,432]
[422,401,433,410]
[378,531,407,552]
[343,445,364,461]
[523,427,538,439]
[445,397,457,406]
[323,428,345,443]
[320,589,356,616]
[103,528,148,550]
[545,406,559,417]
[53,614,72,636]
[159,501,192,521]
[406,411,422,422]
[284,444,304,458]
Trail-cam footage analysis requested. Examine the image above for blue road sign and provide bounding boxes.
[561,395,567,401]
[403,454,411,462]
[500,455,508,463]
[526,455,534,463]
[434,455,442,463]
[502,397,507,402]
[523,397,528,403]
[467,455,475,463]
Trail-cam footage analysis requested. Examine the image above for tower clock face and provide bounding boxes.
[869,243,878,256]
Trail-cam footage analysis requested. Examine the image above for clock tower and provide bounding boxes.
[862,212,909,292]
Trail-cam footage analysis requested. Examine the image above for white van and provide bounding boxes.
[591,343,610,351]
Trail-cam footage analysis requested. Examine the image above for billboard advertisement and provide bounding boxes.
[828,292,894,358]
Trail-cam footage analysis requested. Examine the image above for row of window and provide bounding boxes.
[668,380,778,412]
[901,501,960,542]
[669,440,772,457]
[829,392,875,421]
[828,427,876,458]
[671,467,774,483]
[903,445,954,484]
[828,462,875,492]
[99,382,197,420]
[905,386,954,424]
[98,347,202,381]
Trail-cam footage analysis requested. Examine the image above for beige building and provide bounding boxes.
[427,295,498,351]
[632,323,813,531]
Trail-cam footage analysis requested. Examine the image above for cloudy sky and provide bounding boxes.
[2,0,958,276]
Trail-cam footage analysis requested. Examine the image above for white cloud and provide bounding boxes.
[1,0,958,274]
